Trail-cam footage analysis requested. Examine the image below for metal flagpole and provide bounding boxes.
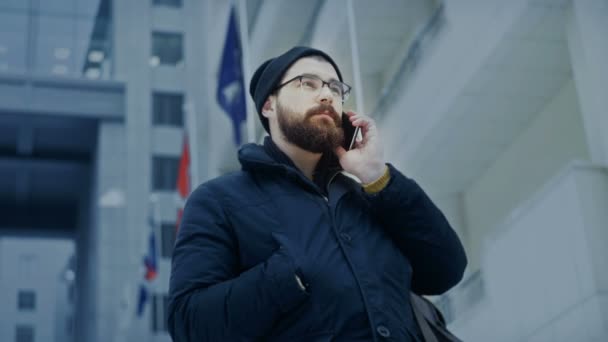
[184,101,199,187]
[346,0,366,115]
[150,194,162,330]
[237,0,256,143]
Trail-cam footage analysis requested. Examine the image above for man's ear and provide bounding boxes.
[261,97,275,118]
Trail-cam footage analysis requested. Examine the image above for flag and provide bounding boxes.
[175,135,191,233]
[217,5,246,145]
[136,283,148,317]
[137,200,159,319]
[143,230,158,281]
[176,136,190,199]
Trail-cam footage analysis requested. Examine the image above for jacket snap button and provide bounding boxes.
[376,325,391,338]
[340,232,352,242]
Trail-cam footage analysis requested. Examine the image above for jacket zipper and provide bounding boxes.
[321,180,379,342]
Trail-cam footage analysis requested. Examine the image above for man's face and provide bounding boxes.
[272,57,345,153]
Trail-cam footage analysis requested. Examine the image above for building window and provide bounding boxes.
[161,223,177,258]
[15,324,34,342]
[152,156,179,191]
[153,0,182,8]
[17,290,36,311]
[151,32,183,66]
[153,92,184,127]
[151,294,169,333]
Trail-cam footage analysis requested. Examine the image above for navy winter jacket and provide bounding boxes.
[168,140,467,341]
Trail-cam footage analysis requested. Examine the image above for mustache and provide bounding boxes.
[305,104,340,124]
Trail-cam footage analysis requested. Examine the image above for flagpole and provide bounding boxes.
[152,193,161,238]
[184,101,199,186]
[149,194,161,285]
[346,0,366,114]
[237,0,255,143]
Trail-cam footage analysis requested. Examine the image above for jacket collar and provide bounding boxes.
[238,137,343,194]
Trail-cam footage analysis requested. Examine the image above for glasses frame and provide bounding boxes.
[275,74,352,102]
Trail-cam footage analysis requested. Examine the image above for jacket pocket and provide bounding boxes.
[271,231,320,286]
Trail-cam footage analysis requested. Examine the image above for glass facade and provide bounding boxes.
[153,92,184,127]
[160,223,176,258]
[151,32,183,66]
[151,294,169,333]
[15,324,34,342]
[17,290,36,311]
[0,0,113,79]
[152,156,179,191]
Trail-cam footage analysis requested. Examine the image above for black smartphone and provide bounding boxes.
[341,112,360,151]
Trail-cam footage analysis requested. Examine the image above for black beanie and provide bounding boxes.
[249,46,343,134]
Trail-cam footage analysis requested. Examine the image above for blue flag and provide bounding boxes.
[136,283,148,317]
[217,6,246,145]
[143,230,158,281]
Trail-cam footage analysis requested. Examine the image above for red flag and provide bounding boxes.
[177,136,190,199]
[175,135,191,233]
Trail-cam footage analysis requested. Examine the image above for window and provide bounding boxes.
[152,156,179,191]
[153,92,183,127]
[17,290,35,311]
[151,32,183,66]
[151,294,169,333]
[153,0,182,8]
[161,223,177,258]
[0,12,28,73]
[15,324,34,342]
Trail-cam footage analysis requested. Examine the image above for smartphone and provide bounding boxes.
[341,112,361,151]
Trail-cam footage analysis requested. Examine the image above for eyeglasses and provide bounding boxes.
[275,74,352,101]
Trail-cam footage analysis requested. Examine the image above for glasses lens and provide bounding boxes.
[300,76,322,91]
[342,90,349,101]
[297,75,351,101]
[328,82,344,98]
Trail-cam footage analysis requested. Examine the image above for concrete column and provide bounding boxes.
[567,0,608,166]
[93,122,129,342]
[112,1,153,340]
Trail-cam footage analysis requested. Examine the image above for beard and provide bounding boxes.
[276,100,345,154]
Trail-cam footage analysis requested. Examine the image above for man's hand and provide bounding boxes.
[334,111,387,184]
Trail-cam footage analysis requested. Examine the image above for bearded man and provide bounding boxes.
[168,46,467,342]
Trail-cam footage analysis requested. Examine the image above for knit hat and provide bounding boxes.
[249,46,343,133]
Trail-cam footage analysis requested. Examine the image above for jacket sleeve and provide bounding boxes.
[168,185,308,342]
[364,164,468,295]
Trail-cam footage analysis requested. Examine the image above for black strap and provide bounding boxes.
[411,294,439,342]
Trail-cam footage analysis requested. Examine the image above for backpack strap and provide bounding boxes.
[411,293,439,342]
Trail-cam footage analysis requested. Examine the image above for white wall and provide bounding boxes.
[451,164,608,341]
[463,79,591,270]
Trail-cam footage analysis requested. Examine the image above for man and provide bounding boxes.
[168,46,467,341]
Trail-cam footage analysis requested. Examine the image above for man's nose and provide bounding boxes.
[317,85,334,104]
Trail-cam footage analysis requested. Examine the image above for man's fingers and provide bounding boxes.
[349,114,375,125]
[334,146,347,158]
[351,117,373,128]
[345,113,378,145]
